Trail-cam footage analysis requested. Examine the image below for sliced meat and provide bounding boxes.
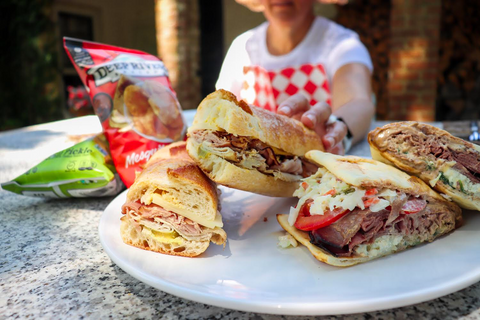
[229,135,250,150]
[122,201,142,213]
[191,130,317,177]
[122,201,204,236]
[453,163,480,184]
[385,193,407,225]
[309,193,455,258]
[388,131,480,184]
[453,150,480,175]
[309,194,409,252]
[302,159,320,178]
[424,139,480,179]
[270,158,302,175]
[194,130,231,148]
[310,208,368,249]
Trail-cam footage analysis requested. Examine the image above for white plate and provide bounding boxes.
[99,188,480,315]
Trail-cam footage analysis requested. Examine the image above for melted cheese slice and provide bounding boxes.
[150,193,224,228]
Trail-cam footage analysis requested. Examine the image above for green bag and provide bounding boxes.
[1,134,124,198]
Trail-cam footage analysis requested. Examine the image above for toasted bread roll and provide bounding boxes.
[145,141,194,168]
[121,148,226,257]
[187,89,323,197]
[368,122,480,211]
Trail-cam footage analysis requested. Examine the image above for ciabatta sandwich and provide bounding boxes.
[277,150,462,267]
[120,142,226,257]
[368,122,480,211]
[186,89,323,197]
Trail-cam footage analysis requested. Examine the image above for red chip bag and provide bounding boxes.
[64,37,186,187]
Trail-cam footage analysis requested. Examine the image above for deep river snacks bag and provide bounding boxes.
[63,37,186,187]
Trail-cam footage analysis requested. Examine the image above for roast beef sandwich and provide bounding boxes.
[121,142,226,257]
[186,89,323,197]
[368,122,480,211]
[277,150,462,267]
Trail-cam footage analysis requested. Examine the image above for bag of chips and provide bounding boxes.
[1,134,123,198]
[63,37,186,187]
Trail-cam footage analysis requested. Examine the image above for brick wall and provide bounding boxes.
[388,0,442,121]
[155,0,201,110]
[437,0,480,120]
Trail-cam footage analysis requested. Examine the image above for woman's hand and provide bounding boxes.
[277,94,347,155]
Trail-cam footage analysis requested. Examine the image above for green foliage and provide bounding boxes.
[0,0,61,131]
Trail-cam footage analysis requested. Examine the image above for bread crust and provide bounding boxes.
[127,158,219,218]
[145,141,192,168]
[368,121,480,210]
[186,138,299,197]
[188,89,324,156]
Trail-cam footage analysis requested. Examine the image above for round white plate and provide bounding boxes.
[99,188,480,315]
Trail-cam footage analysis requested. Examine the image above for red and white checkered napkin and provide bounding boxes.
[240,64,331,112]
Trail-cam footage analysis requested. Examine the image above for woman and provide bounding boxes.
[216,0,375,154]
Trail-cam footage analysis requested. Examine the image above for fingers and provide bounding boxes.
[328,141,345,155]
[278,98,344,153]
[277,94,311,118]
[301,101,331,134]
[323,120,348,151]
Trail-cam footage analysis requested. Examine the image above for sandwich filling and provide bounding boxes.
[373,126,480,197]
[190,129,318,181]
[288,168,458,258]
[122,200,226,245]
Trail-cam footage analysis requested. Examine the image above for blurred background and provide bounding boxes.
[1,0,479,131]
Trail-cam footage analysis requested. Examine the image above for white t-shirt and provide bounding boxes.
[216,17,373,111]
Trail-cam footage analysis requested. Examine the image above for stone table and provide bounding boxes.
[1,115,479,319]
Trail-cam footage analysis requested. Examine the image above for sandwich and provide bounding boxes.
[120,142,226,257]
[186,89,323,197]
[368,122,480,211]
[277,150,462,267]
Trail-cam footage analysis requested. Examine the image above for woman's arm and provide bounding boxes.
[330,63,375,145]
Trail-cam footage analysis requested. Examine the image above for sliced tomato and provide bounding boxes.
[323,189,336,196]
[402,199,427,214]
[363,197,380,208]
[365,188,378,197]
[299,199,313,217]
[294,200,349,231]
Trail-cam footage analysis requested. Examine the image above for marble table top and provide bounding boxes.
[1,114,479,319]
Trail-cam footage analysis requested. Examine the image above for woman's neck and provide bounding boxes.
[266,14,315,56]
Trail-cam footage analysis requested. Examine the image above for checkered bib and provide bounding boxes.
[240,64,331,112]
